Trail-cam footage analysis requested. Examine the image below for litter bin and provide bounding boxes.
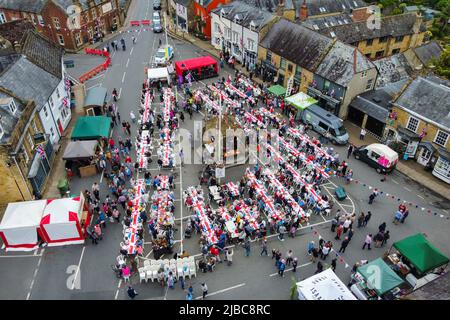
[57,178,70,197]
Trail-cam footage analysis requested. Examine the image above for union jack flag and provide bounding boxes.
[62,97,69,107]
[36,144,46,159]
[64,78,71,91]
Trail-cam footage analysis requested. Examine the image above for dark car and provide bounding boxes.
[153,0,161,10]
[153,20,162,33]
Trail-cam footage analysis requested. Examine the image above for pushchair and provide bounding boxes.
[184,224,193,239]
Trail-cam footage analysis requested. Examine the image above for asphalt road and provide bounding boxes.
[1,0,450,300]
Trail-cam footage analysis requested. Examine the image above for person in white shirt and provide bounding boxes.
[343,218,352,233]
[360,128,367,140]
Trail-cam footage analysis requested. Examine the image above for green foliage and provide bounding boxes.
[289,277,298,300]
[392,8,404,14]
[429,46,450,79]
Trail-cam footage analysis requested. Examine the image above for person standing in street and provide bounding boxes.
[278,259,286,277]
[347,228,354,242]
[368,192,376,204]
[201,283,208,299]
[331,216,338,232]
[315,261,323,274]
[127,286,138,299]
[307,241,315,255]
[343,218,352,234]
[363,211,372,227]
[311,248,319,263]
[260,239,268,256]
[339,237,350,253]
[130,111,136,123]
[347,144,354,159]
[125,122,131,135]
[321,245,330,260]
[286,250,293,266]
[292,258,298,272]
[335,224,343,240]
[382,230,390,246]
[331,258,337,272]
[357,212,365,228]
[400,210,409,223]
[243,238,251,257]
[226,248,233,266]
[360,128,366,140]
[278,224,286,241]
[179,148,184,167]
[362,234,372,250]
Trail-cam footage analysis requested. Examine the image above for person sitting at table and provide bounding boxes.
[198,259,208,273]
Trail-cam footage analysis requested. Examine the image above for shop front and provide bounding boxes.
[433,148,450,184]
[243,50,256,69]
[396,126,420,159]
[260,60,277,83]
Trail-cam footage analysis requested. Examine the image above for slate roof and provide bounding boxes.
[319,13,427,44]
[0,0,49,13]
[394,76,450,130]
[0,55,60,111]
[21,30,64,79]
[53,0,104,12]
[314,41,375,87]
[0,19,35,47]
[413,41,443,65]
[237,0,294,11]
[350,82,406,122]
[373,54,413,88]
[174,0,191,6]
[0,90,26,144]
[260,18,333,71]
[405,272,450,300]
[300,13,352,31]
[212,1,274,30]
[293,0,367,18]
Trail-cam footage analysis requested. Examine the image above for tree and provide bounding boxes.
[429,46,450,79]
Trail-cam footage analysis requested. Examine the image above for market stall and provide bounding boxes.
[147,67,171,85]
[351,258,405,300]
[285,92,318,120]
[297,269,356,300]
[390,233,449,279]
[267,84,286,97]
[62,140,100,177]
[71,116,111,142]
[84,86,107,115]
[0,200,46,251]
[40,195,90,246]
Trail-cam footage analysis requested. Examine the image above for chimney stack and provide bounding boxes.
[300,0,308,21]
[13,41,22,53]
[351,7,372,22]
[276,0,285,17]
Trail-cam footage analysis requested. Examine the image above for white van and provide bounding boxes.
[353,143,399,173]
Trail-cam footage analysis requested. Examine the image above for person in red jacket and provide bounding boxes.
[335,224,343,240]
[109,138,115,149]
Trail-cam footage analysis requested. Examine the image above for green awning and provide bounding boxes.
[357,258,404,296]
[84,87,107,107]
[71,116,111,140]
[285,92,318,110]
[267,85,286,97]
[393,233,450,274]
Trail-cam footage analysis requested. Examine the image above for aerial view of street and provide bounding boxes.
[0,0,449,304]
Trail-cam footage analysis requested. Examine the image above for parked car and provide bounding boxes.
[154,45,174,65]
[300,104,349,145]
[153,11,161,23]
[353,143,399,173]
[153,0,161,10]
[153,19,162,33]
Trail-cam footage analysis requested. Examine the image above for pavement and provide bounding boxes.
[1,0,450,301]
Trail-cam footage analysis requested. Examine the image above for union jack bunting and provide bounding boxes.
[36,144,46,159]
[62,97,69,107]
[64,78,71,91]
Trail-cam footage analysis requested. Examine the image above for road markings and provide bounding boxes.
[122,72,126,83]
[71,246,85,290]
[392,179,399,184]
[26,248,45,300]
[417,194,425,199]
[114,289,120,300]
[0,254,42,258]
[119,87,122,99]
[179,135,184,253]
[126,58,130,68]
[404,187,412,192]
[130,47,134,56]
[194,283,246,300]
[269,262,313,277]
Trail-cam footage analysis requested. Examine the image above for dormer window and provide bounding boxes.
[9,99,17,114]
[250,21,256,31]
[234,14,242,24]
[220,8,225,18]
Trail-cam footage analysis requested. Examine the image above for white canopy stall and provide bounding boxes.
[296,268,357,300]
[147,67,171,84]
[39,195,88,247]
[0,200,46,251]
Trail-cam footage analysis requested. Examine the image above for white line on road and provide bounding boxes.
[114,289,120,300]
[130,47,134,56]
[0,254,42,258]
[117,279,122,288]
[126,58,130,68]
[269,262,312,277]
[404,187,412,192]
[194,283,246,300]
[392,179,399,184]
[417,195,425,199]
[118,87,122,99]
[86,83,101,91]
[122,72,126,83]
[71,246,85,290]
[26,248,44,300]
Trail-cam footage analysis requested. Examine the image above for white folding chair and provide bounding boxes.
[138,267,147,283]
[188,256,195,263]
[150,259,158,266]
[143,260,151,268]
[188,262,196,279]
[169,258,176,266]
[163,259,170,266]
[177,264,184,279]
